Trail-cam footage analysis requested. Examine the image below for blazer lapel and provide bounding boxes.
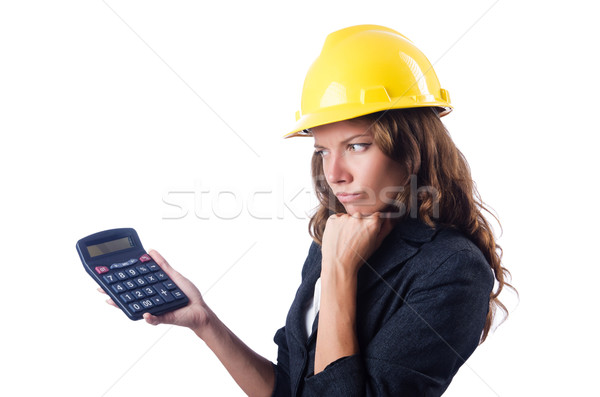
[286,243,323,346]
[357,217,439,295]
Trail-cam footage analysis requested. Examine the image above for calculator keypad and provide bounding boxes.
[99,255,187,316]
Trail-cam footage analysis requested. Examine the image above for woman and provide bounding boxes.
[103,24,512,396]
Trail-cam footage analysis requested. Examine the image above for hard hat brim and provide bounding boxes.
[283,103,452,139]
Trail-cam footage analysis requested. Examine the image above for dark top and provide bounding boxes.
[270,217,494,397]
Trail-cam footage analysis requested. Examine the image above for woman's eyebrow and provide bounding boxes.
[314,133,371,149]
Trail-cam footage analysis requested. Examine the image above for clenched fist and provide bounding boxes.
[321,211,397,277]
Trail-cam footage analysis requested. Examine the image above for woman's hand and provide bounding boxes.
[99,250,276,395]
[320,211,396,277]
[98,249,211,333]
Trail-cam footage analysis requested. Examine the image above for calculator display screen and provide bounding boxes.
[87,237,134,257]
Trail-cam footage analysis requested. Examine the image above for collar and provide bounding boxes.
[357,217,439,296]
[390,216,438,244]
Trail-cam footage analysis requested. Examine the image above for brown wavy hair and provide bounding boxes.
[307,107,514,343]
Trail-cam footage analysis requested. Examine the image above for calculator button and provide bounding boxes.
[147,263,160,271]
[112,283,126,293]
[127,258,138,265]
[120,292,134,303]
[124,280,137,290]
[156,286,175,302]
[163,281,176,290]
[103,274,118,284]
[142,286,156,296]
[115,271,128,280]
[132,289,146,299]
[134,277,147,286]
[110,263,122,269]
[126,268,139,277]
[136,265,150,274]
[172,290,185,299]
[155,271,167,281]
[144,274,158,284]
[140,299,154,309]
[139,254,152,263]
[129,302,144,312]
[151,296,164,306]
[95,266,109,274]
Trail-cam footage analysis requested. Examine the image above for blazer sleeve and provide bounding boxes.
[271,325,291,397]
[301,248,494,397]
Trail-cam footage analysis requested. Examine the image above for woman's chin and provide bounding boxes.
[344,205,376,217]
[345,203,401,217]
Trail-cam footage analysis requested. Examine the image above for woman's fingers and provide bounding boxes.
[148,249,183,280]
[95,251,205,328]
[322,211,396,271]
[147,249,189,290]
[97,287,119,309]
[146,249,206,309]
[148,249,171,270]
[143,310,179,326]
[143,312,161,325]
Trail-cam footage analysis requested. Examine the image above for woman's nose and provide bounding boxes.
[325,152,352,184]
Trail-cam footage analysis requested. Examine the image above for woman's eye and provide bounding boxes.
[314,144,370,157]
[349,143,371,152]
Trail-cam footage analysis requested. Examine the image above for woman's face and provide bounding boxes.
[312,119,406,216]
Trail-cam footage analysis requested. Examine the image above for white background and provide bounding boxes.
[1,1,598,396]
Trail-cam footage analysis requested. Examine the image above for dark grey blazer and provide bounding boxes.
[271,217,494,397]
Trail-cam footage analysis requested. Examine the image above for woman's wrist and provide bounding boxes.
[188,301,275,396]
[315,259,360,374]
[320,271,358,317]
[320,257,359,323]
[190,302,215,340]
[321,256,360,285]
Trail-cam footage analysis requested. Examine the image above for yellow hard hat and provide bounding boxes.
[284,24,452,139]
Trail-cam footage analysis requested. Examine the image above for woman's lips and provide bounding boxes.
[336,193,362,203]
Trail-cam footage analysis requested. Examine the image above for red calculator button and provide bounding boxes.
[139,254,151,263]
[95,266,109,274]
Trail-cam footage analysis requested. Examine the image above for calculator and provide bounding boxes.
[76,228,189,320]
